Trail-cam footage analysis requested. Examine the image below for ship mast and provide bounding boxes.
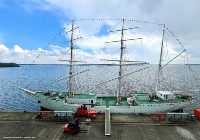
[118,19,125,102]
[105,19,142,105]
[58,21,85,98]
[66,20,81,97]
[68,20,74,97]
[156,24,165,93]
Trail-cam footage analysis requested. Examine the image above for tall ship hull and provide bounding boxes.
[20,88,193,114]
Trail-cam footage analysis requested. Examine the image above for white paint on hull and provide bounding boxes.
[34,94,191,114]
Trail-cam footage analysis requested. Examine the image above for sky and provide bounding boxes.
[0,0,199,64]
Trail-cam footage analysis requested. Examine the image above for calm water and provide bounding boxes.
[0,64,200,113]
[0,65,68,111]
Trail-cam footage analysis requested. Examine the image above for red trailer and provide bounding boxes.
[87,110,97,118]
[77,109,87,117]
[76,104,88,117]
[194,108,200,119]
[152,112,166,122]
[76,104,97,118]
[39,111,54,119]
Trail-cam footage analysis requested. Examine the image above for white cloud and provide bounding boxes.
[17,0,200,64]
[0,44,9,53]
[13,45,25,53]
[0,44,59,64]
[0,27,193,65]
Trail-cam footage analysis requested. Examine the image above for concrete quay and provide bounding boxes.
[1,121,200,140]
[0,112,199,140]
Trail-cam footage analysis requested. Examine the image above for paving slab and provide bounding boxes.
[0,112,199,140]
[0,121,199,140]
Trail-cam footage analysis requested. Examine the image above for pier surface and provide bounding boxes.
[0,112,199,140]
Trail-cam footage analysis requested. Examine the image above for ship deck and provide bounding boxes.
[96,94,168,107]
[36,91,187,107]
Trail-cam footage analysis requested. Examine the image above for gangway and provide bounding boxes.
[105,108,111,136]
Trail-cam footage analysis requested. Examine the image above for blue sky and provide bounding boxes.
[0,1,62,50]
[0,0,199,64]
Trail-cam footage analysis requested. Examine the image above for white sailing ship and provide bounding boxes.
[19,19,193,114]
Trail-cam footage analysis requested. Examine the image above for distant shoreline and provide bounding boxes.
[19,63,200,66]
[0,62,20,67]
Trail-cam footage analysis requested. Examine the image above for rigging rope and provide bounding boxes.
[79,19,163,26]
